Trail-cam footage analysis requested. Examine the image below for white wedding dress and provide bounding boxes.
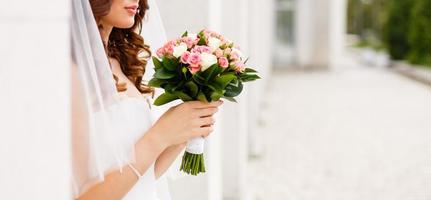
[117,97,157,200]
[106,96,170,200]
[71,0,174,198]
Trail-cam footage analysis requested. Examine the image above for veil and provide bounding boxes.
[71,0,174,198]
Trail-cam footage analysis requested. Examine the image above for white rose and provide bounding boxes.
[173,43,188,58]
[188,33,198,40]
[231,48,243,58]
[200,52,218,71]
[208,37,221,52]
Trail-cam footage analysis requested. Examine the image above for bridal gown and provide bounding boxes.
[85,97,170,200]
[109,96,169,200]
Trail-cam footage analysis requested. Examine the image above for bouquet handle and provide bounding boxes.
[180,137,206,175]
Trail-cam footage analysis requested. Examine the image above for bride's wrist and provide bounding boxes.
[145,128,169,152]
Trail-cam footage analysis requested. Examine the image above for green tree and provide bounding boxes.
[408,0,431,66]
[348,0,388,49]
[383,0,414,60]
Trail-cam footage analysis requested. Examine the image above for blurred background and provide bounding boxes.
[1,0,431,199]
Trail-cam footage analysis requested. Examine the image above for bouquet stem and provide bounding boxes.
[180,137,205,175]
[180,152,206,175]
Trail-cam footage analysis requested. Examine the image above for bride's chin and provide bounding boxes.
[116,20,135,29]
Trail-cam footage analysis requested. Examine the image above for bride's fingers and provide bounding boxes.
[191,125,214,138]
[188,100,223,109]
[199,126,214,137]
[198,116,215,127]
[195,107,218,117]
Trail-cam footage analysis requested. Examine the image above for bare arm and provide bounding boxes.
[77,132,165,200]
[154,143,186,179]
[72,64,167,200]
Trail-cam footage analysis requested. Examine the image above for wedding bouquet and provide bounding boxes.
[148,29,260,175]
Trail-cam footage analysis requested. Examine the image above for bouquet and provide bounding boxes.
[148,29,260,175]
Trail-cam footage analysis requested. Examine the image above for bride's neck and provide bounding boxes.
[99,22,113,46]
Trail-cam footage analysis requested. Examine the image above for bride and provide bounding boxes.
[71,0,223,199]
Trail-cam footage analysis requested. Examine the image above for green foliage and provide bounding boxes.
[148,56,260,106]
[348,0,431,67]
[407,0,431,66]
[382,0,414,60]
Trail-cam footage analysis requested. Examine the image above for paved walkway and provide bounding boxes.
[248,63,431,200]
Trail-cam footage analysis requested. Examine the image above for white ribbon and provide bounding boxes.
[185,137,205,154]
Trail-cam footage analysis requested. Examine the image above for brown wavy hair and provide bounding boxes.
[90,0,154,95]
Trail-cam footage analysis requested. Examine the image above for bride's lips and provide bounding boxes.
[125,5,138,15]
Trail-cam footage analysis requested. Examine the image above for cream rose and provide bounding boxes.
[173,43,188,58]
[188,33,198,40]
[200,52,218,71]
[208,37,222,52]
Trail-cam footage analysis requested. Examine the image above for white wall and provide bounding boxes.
[0,0,71,199]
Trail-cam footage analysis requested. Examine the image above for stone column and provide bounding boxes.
[295,0,347,69]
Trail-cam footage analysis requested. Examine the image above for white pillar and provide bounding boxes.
[218,0,250,199]
[207,0,223,199]
[247,0,276,157]
[329,0,347,68]
[295,0,346,69]
[295,0,330,69]
[0,0,71,199]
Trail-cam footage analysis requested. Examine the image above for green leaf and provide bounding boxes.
[148,78,165,88]
[185,81,199,97]
[164,83,183,93]
[224,81,243,97]
[207,83,223,93]
[193,73,206,85]
[182,31,188,37]
[197,91,208,102]
[154,68,175,79]
[162,57,179,71]
[240,74,261,82]
[244,68,258,73]
[214,74,237,88]
[210,91,223,101]
[152,57,163,70]
[202,64,222,83]
[222,96,237,103]
[198,35,207,45]
[174,91,193,101]
[154,92,179,106]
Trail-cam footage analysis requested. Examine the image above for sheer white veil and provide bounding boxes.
[71,0,173,198]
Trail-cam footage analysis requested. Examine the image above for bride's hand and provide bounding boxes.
[149,100,223,148]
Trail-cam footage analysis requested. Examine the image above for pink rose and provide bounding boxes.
[230,51,240,61]
[191,46,212,54]
[234,61,245,72]
[215,49,223,58]
[218,57,229,68]
[187,53,201,66]
[164,45,174,56]
[182,37,195,49]
[181,51,191,64]
[156,48,165,57]
[224,48,232,55]
[189,64,201,74]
